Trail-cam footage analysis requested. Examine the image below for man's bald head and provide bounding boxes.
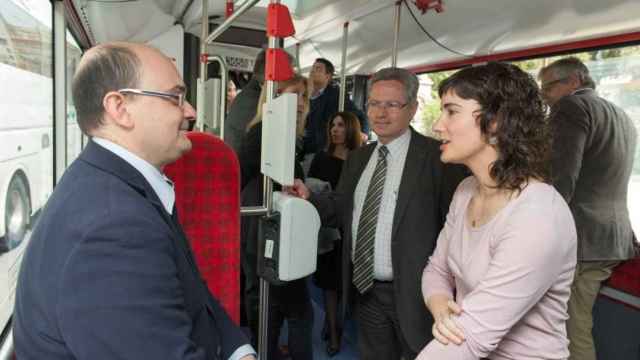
[72,42,153,135]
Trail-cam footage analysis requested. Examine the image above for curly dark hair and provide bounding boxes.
[438,62,550,191]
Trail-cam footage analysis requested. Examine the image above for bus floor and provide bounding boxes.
[277,278,359,360]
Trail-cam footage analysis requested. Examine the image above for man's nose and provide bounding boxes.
[183,101,197,121]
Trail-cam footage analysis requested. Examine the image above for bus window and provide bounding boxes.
[412,70,457,138]
[513,47,640,237]
[417,48,640,237]
[0,0,54,331]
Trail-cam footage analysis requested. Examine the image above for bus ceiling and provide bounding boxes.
[65,0,640,74]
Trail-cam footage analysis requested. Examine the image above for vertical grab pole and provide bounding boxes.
[258,1,280,357]
[339,22,349,112]
[392,0,401,67]
[196,0,209,131]
[206,55,228,137]
[295,43,301,72]
[53,0,67,183]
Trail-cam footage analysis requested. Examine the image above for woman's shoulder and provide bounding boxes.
[518,181,563,208]
[507,180,573,227]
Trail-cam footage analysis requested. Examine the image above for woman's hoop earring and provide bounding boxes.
[488,136,498,145]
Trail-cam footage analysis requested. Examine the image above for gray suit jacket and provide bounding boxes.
[550,88,637,261]
[310,129,466,352]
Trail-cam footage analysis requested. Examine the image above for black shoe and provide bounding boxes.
[326,343,340,357]
[321,320,329,341]
[325,327,342,357]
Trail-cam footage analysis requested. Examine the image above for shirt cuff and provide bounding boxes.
[228,344,256,360]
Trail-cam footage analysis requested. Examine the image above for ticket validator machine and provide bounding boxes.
[258,92,320,283]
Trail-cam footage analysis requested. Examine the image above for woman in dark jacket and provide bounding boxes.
[239,74,312,360]
[307,111,362,356]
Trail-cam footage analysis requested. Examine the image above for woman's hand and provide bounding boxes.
[427,294,465,345]
[283,179,310,199]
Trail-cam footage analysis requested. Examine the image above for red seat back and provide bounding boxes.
[164,132,241,324]
[606,253,640,299]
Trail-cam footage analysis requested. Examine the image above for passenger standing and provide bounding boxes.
[13,42,255,360]
[303,58,368,162]
[227,79,238,109]
[238,74,313,360]
[538,57,638,360]
[418,62,577,359]
[307,111,363,356]
[224,50,266,154]
[288,67,466,359]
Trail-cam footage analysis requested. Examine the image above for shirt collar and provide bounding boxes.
[376,128,411,158]
[92,137,175,214]
[310,86,326,100]
[571,87,592,96]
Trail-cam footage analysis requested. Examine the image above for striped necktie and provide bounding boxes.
[353,145,389,294]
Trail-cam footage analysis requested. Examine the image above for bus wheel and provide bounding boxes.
[3,175,31,251]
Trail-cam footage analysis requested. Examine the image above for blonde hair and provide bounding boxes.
[246,73,310,138]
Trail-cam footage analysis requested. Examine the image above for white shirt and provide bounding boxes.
[92,137,256,360]
[352,129,411,280]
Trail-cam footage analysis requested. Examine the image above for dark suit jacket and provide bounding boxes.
[224,78,262,154]
[550,88,637,261]
[310,129,465,352]
[303,83,369,154]
[13,140,249,360]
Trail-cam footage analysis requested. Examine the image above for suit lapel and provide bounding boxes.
[81,140,200,273]
[391,131,428,241]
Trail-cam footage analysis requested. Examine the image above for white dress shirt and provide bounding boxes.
[352,129,411,280]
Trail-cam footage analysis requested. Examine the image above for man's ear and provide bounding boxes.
[103,91,134,129]
[567,73,582,90]
[408,100,419,118]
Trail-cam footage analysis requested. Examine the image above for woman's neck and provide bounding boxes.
[466,147,502,197]
[332,144,348,160]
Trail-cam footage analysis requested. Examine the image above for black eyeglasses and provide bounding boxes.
[540,78,568,93]
[118,88,186,107]
[366,100,409,113]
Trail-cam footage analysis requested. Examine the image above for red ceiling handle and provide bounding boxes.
[265,48,294,81]
[414,0,444,14]
[266,3,295,37]
[226,0,234,18]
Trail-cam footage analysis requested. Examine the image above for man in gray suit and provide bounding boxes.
[224,50,266,154]
[539,57,638,360]
[289,67,465,359]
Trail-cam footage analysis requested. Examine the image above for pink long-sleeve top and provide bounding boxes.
[418,177,577,360]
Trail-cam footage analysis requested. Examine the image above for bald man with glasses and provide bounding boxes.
[14,42,256,360]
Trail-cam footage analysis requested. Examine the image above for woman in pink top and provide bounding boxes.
[418,62,577,360]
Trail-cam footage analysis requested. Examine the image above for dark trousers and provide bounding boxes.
[243,248,313,360]
[356,281,417,360]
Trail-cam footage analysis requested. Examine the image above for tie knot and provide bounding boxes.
[378,145,389,159]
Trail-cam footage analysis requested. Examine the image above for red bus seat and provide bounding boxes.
[605,253,640,299]
[164,132,241,324]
